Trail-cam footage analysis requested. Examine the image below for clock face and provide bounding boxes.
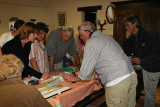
[106,5,114,24]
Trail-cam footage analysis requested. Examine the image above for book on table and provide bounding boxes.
[38,84,71,99]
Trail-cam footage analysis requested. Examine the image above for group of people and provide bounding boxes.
[0,20,81,106]
[0,20,80,79]
[63,15,160,107]
[0,14,160,107]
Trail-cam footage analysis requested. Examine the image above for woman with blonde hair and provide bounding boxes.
[1,22,49,79]
[0,54,52,107]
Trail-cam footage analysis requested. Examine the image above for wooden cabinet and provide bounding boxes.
[112,1,160,46]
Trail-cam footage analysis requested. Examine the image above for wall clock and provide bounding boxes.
[106,5,114,24]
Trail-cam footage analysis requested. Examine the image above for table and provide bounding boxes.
[35,72,103,107]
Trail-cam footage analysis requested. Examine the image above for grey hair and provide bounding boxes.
[61,25,74,36]
[80,21,96,32]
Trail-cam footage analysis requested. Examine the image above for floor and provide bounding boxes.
[82,87,160,107]
[74,70,160,107]
[136,87,160,107]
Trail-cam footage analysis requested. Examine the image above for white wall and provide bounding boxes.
[49,0,127,36]
[0,1,50,35]
[0,0,127,36]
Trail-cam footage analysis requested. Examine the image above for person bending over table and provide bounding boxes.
[1,22,50,80]
[63,21,137,107]
[46,26,80,75]
[29,22,49,73]
[0,54,52,107]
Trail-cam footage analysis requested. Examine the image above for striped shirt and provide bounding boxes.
[29,40,49,73]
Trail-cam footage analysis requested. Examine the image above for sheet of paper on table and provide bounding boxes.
[42,75,64,85]
[38,84,71,99]
[23,74,71,99]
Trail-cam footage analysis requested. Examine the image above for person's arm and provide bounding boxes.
[93,73,101,85]
[49,56,54,72]
[23,66,42,79]
[0,34,5,59]
[30,58,40,72]
[68,37,79,66]
[46,31,60,74]
[29,43,40,72]
[126,30,132,39]
[0,47,3,59]
[73,54,80,68]
[23,66,50,80]
[62,73,81,82]
[48,56,61,76]
[122,35,133,56]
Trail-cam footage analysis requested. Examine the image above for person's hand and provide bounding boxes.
[74,64,80,70]
[49,70,64,76]
[41,72,50,80]
[93,73,101,85]
[126,30,131,39]
[132,57,140,65]
[62,73,80,82]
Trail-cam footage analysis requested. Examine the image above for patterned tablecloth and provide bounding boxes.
[35,70,103,107]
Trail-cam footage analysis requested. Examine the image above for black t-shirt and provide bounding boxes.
[2,35,42,79]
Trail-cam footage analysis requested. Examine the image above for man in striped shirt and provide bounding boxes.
[29,22,49,73]
[63,21,137,107]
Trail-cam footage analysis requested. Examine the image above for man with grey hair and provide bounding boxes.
[63,21,137,107]
[46,26,80,75]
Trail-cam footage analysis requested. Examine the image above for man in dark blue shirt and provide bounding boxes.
[123,15,160,107]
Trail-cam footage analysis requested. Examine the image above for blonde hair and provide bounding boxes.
[0,54,24,81]
[19,22,38,39]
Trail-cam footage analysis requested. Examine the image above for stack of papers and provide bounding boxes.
[23,73,72,99]
[38,76,71,99]
[38,84,71,99]
[42,75,64,85]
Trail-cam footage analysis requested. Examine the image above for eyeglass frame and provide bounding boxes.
[78,28,92,33]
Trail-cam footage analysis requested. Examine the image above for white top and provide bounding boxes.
[29,40,49,73]
[0,32,13,47]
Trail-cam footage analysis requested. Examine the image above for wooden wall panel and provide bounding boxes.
[112,1,160,47]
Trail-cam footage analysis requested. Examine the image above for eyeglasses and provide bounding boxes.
[78,29,92,33]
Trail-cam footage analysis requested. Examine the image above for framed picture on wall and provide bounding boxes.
[57,11,67,27]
